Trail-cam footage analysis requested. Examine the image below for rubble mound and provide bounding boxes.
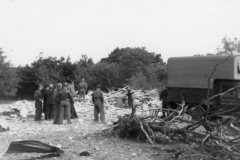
[0,100,35,119]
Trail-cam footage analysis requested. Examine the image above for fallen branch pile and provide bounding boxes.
[112,101,240,160]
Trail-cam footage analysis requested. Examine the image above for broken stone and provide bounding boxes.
[0,117,10,132]
[94,147,100,151]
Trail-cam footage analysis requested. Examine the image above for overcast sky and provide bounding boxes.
[1,0,240,67]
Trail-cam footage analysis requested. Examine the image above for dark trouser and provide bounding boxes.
[70,103,78,119]
[51,104,54,119]
[162,99,168,118]
[94,102,105,122]
[34,101,42,121]
[129,100,135,118]
[59,100,72,124]
[45,104,54,120]
[79,90,86,99]
[53,101,60,124]
[128,100,133,108]
[43,99,47,120]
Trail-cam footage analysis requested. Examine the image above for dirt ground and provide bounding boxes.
[0,102,205,160]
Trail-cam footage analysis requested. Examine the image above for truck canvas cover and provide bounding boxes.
[167,55,240,89]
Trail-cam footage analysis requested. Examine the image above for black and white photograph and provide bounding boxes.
[1,0,240,159]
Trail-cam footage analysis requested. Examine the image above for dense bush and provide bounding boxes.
[0,49,20,97]
[1,47,167,99]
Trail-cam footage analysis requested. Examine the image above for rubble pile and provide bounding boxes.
[111,99,240,160]
[0,100,35,119]
[0,88,161,122]
[0,117,10,132]
[74,88,161,123]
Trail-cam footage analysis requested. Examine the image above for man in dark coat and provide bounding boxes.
[44,84,54,120]
[125,87,135,117]
[78,78,87,99]
[160,86,168,118]
[42,84,49,120]
[53,83,62,124]
[57,82,73,124]
[126,87,134,109]
[91,85,105,123]
[34,85,43,121]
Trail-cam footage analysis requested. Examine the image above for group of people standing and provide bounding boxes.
[33,79,88,124]
[34,78,106,124]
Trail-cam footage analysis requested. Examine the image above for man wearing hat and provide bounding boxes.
[34,85,43,121]
[53,82,62,124]
[44,84,54,120]
[91,85,105,123]
[58,82,73,124]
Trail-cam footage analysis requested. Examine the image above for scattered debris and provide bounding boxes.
[4,87,237,159]
[0,117,10,132]
[0,100,35,119]
[94,147,100,151]
[79,151,90,156]
[6,140,64,155]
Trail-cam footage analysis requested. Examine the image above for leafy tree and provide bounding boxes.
[31,56,64,85]
[73,55,94,89]
[119,47,155,79]
[90,62,123,91]
[16,55,77,99]
[129,63,167,90]
[0,49,20,97]
[101,47,166,89]
[216,37,240,55]
[14,47,167,98]
[16,65,37,99]
[59,56,76,81]
[194,37,240,56]
[78,54,94,67]
[101,47,123,64]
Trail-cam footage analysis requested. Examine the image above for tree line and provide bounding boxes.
[1,36,239,99]
[0,47,166,100]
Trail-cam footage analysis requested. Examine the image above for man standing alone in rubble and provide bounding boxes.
[125,87,134,109]
[92,85,105,123]
[126,87,135,117]
[34,85,43,121]
[78,78,87,99]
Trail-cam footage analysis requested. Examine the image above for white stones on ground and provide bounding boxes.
[1,88,162,125]
[94,147,100,151]
[132,153,137,156]
[78,119,84,124]
[0,117,10,132]
[0,100,35,119]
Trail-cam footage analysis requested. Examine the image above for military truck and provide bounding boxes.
[167,55,240,119]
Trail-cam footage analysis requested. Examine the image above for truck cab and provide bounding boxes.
[214,80,240,116]
[167,55,240,119]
